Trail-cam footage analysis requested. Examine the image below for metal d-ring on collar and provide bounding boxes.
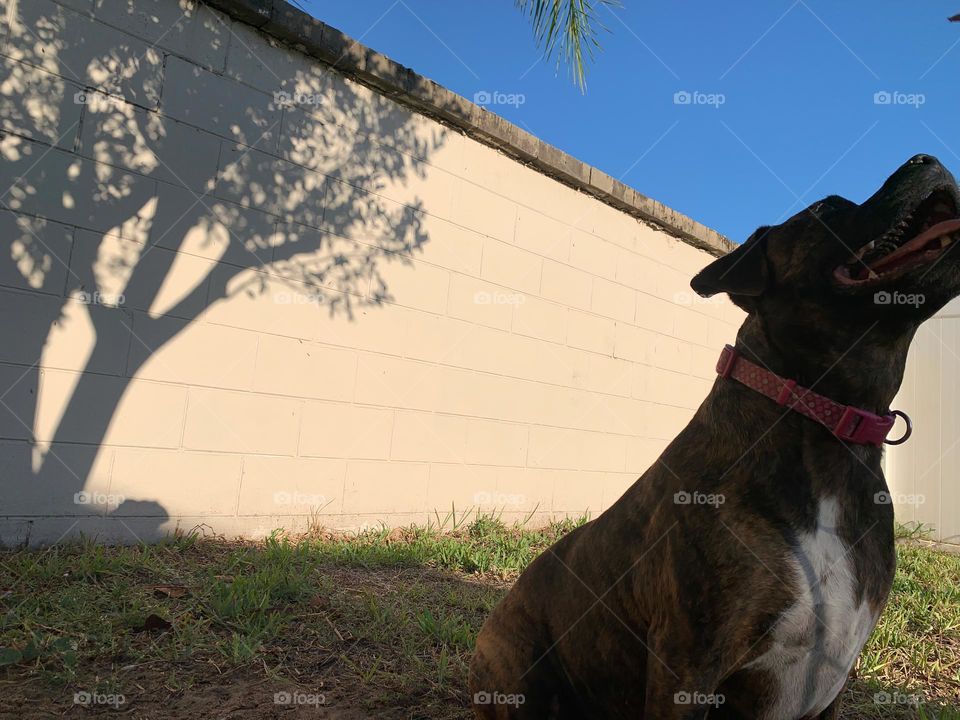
[884,409,913,445]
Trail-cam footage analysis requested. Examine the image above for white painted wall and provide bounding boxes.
[0,0,742,546]
[886,296,960,546]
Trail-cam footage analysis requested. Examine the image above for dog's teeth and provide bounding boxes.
[942,237,954,248]
[865,241,875,250]
[868,270,880,280]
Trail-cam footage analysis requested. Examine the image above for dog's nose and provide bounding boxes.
[908,154,938,166]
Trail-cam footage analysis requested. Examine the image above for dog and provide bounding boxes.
[470,154,960,719]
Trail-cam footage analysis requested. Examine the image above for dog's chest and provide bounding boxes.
[744,498,879,719]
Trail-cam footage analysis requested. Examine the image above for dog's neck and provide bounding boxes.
[732,314,916,415]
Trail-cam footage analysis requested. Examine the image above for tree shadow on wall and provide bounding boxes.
[0,0,449,545]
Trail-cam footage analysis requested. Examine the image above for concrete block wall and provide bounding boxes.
[0,0,744,546]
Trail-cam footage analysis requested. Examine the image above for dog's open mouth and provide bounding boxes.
[834,189,960,287]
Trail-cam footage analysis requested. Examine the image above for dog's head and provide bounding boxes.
[693,154,960,329]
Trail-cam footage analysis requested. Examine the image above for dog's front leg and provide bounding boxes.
[815,693,842,719]
[642,643,718,720]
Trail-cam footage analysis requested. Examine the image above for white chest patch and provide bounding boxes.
[744,498,879,719]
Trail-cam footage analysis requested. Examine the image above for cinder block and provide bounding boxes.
[626,437,667,474]
[426,463,500,516]
[42,297,132,376]
[528,426,626,472]
[570,229,619,280]
[0,56,83,148]
[647,404,694,440]
[322,177,433,261]
[299,401,393,460]
[161,56,280,150]
[6,0,163,107]
[673,308,710,345]
[450,179,517,243]
[0,441,113,515]
[567,309,615,355]
[182,387,300,454]
[481,238,542,296]
[526,426,580,470]
[342,460,428,514]
[592,208,644,252]
[0,364,41,440]
[225,20,327,95]
[36,370,186,447]
[652,335,692,374]
[110,448,242,516]
[374,255,450,314]
[635,292,676,336]
[446,273,514,331]
[390,410,468,463]
[252,334,356,402]
[582,352,633,397]
[0,140,158,233]
[238,455,346,516]
[465,418,528,467]
[271,221,373,298]
[0,291,67,368]
[591,278,636,323]
[70,229,215,321]
[79,96,221,192]
[0,211,73,295]
[215,142,326,228]
[93,0,229,71]
[540,260,592,311]
[690,344,719,380]
[127,312,258,390]
[417,215,484,276]
[277,96,347,173]
[354,354,441,412]
[613,323,656,364]
[54,0,94,12]
[202,266,329,340]
[615,249,660,292]
[640,366,707,408]
[149,183,278,269]
[514,207,573,263]
[399,311,458,364]
[353,146,455,222]
[551,469,605,515]
[489,467,554,513]
[318,302,411,357]
[708,319,740,348]
[511,294,567,344]
[601,472,637,510]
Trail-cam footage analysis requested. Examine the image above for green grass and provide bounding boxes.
[0,517,958,718]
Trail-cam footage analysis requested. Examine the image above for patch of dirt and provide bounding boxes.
[4,672,377,719]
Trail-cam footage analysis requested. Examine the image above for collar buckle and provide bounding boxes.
[834,406,896,447]
[716,344,738,378]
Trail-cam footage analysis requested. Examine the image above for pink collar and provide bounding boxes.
[716,345,912,447]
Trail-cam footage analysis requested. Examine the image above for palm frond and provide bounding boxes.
[516,0,621,91]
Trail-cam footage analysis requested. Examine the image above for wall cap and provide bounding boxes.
[203,0,735,257]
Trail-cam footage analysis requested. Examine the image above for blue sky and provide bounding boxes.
[306,1,960,243]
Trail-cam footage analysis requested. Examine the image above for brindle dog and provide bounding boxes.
[470,154,960,719]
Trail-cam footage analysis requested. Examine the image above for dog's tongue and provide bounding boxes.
[866,218,960,274]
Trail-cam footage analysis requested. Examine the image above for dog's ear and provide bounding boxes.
[691,226,770,300]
